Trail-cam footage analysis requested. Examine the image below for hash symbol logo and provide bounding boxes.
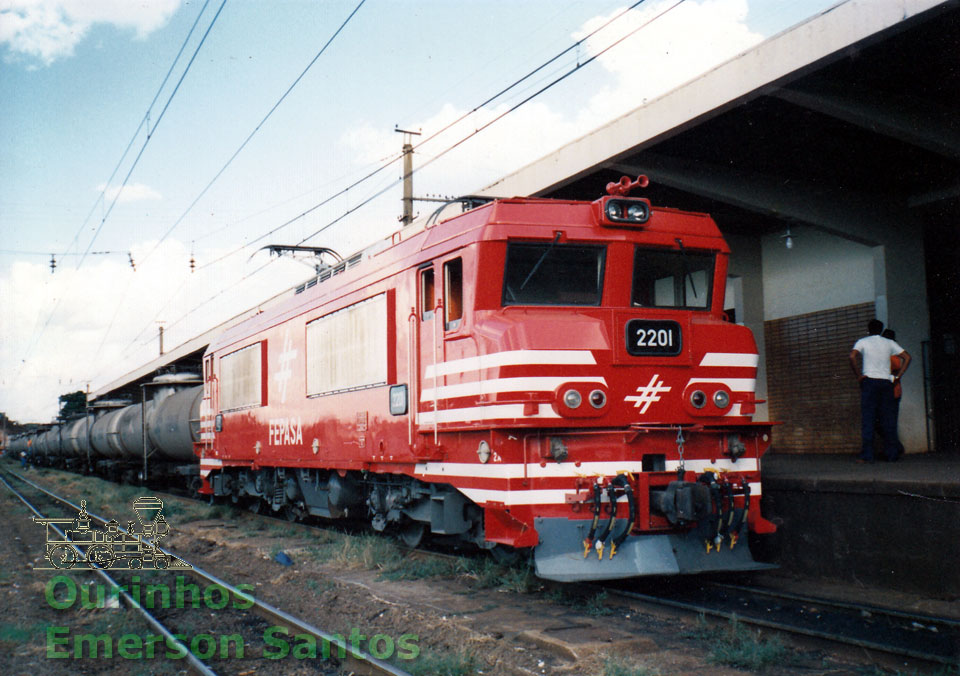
[274,329,298,404]
[624,374,672,414]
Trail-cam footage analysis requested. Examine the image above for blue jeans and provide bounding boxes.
[860,378,898,461]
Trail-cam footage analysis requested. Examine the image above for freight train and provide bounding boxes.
[10,177,777,581]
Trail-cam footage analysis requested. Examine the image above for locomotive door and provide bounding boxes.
[416,256,468,444]
[417,263,439,440]
[199,356,218,454]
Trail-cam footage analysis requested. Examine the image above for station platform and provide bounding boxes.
[758,451,960,599]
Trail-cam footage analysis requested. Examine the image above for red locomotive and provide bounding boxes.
[197,177,776,581]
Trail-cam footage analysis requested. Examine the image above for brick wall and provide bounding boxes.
[764,302,875,453]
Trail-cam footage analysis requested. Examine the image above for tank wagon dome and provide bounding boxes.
[151,373,201,385]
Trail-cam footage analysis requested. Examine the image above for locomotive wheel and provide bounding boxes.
[398,521,426,548]
[87,544,116,569]
[128,558,142,569]
[155,555,169,570]
[49,544,79,569]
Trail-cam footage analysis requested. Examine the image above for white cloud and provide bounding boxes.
[0,237,307,422]
[574,0,761,121]
[0,0,180,66]
[96,181,162,203]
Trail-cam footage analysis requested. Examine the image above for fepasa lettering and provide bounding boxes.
[268,417,303,446]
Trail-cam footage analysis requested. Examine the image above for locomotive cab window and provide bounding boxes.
[502,242,605,306]
[444,258,463,330]
[632,247,714,310]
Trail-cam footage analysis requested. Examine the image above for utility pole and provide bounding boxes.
[396,127,421,226]
[158,322,165,356]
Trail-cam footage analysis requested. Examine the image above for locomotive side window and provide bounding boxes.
[631,248,714,310]
[444,258,463,330]
[421,268,435,320]
[219,343,262,411]
[306,293,387,396]
[502,243,605,306]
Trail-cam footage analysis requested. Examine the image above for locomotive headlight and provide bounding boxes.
[627,203,649,222]
[563,389,582,409]
[603,198,651,225]
[713,390,730,409]
[690,390,707,409]
[588,389,607,409]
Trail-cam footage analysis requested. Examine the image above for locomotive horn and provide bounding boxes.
[605,174,649,196]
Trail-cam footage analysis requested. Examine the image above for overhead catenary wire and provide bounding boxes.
[79,0,229,271]
[59,0,214,263]
[124,0,685,347]
[137,0,369,269]
[12,0,225,386]
[193,0,652,270]
[106,0,370,369]
[82,0,231,379]
[297,0,685,245]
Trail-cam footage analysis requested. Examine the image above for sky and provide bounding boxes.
[0,0,841,423]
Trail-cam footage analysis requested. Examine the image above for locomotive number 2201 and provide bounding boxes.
[637,328,674,348]
[626,319,682,356]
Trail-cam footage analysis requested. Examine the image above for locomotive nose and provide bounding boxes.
[133,496,164,525]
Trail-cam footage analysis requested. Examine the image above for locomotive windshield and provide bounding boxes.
[502,242,605,306]
[632,247,714,309]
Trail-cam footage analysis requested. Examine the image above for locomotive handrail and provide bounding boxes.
[433,298,443,445]
[407,308,417,446]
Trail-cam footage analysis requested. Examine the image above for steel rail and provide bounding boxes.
[6,470,414,676]
[706,581,960,628]
[607,587,957,666]
[0,473,217,676]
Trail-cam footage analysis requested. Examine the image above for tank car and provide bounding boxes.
[196,177,776,581]
[33,375,202,484]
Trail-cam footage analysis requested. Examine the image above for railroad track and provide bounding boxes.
[605,578,960,667]
[11,465,958,671]
[1,470,413,676]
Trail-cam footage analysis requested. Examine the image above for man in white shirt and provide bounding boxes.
[849,319,911,463]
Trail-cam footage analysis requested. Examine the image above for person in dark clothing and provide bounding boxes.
[849,320,911,463]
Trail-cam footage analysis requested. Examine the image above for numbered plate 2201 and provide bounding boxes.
[625,319,682,356]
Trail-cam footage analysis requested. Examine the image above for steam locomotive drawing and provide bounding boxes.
[14,177,776,581]
[33,497,189,570]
